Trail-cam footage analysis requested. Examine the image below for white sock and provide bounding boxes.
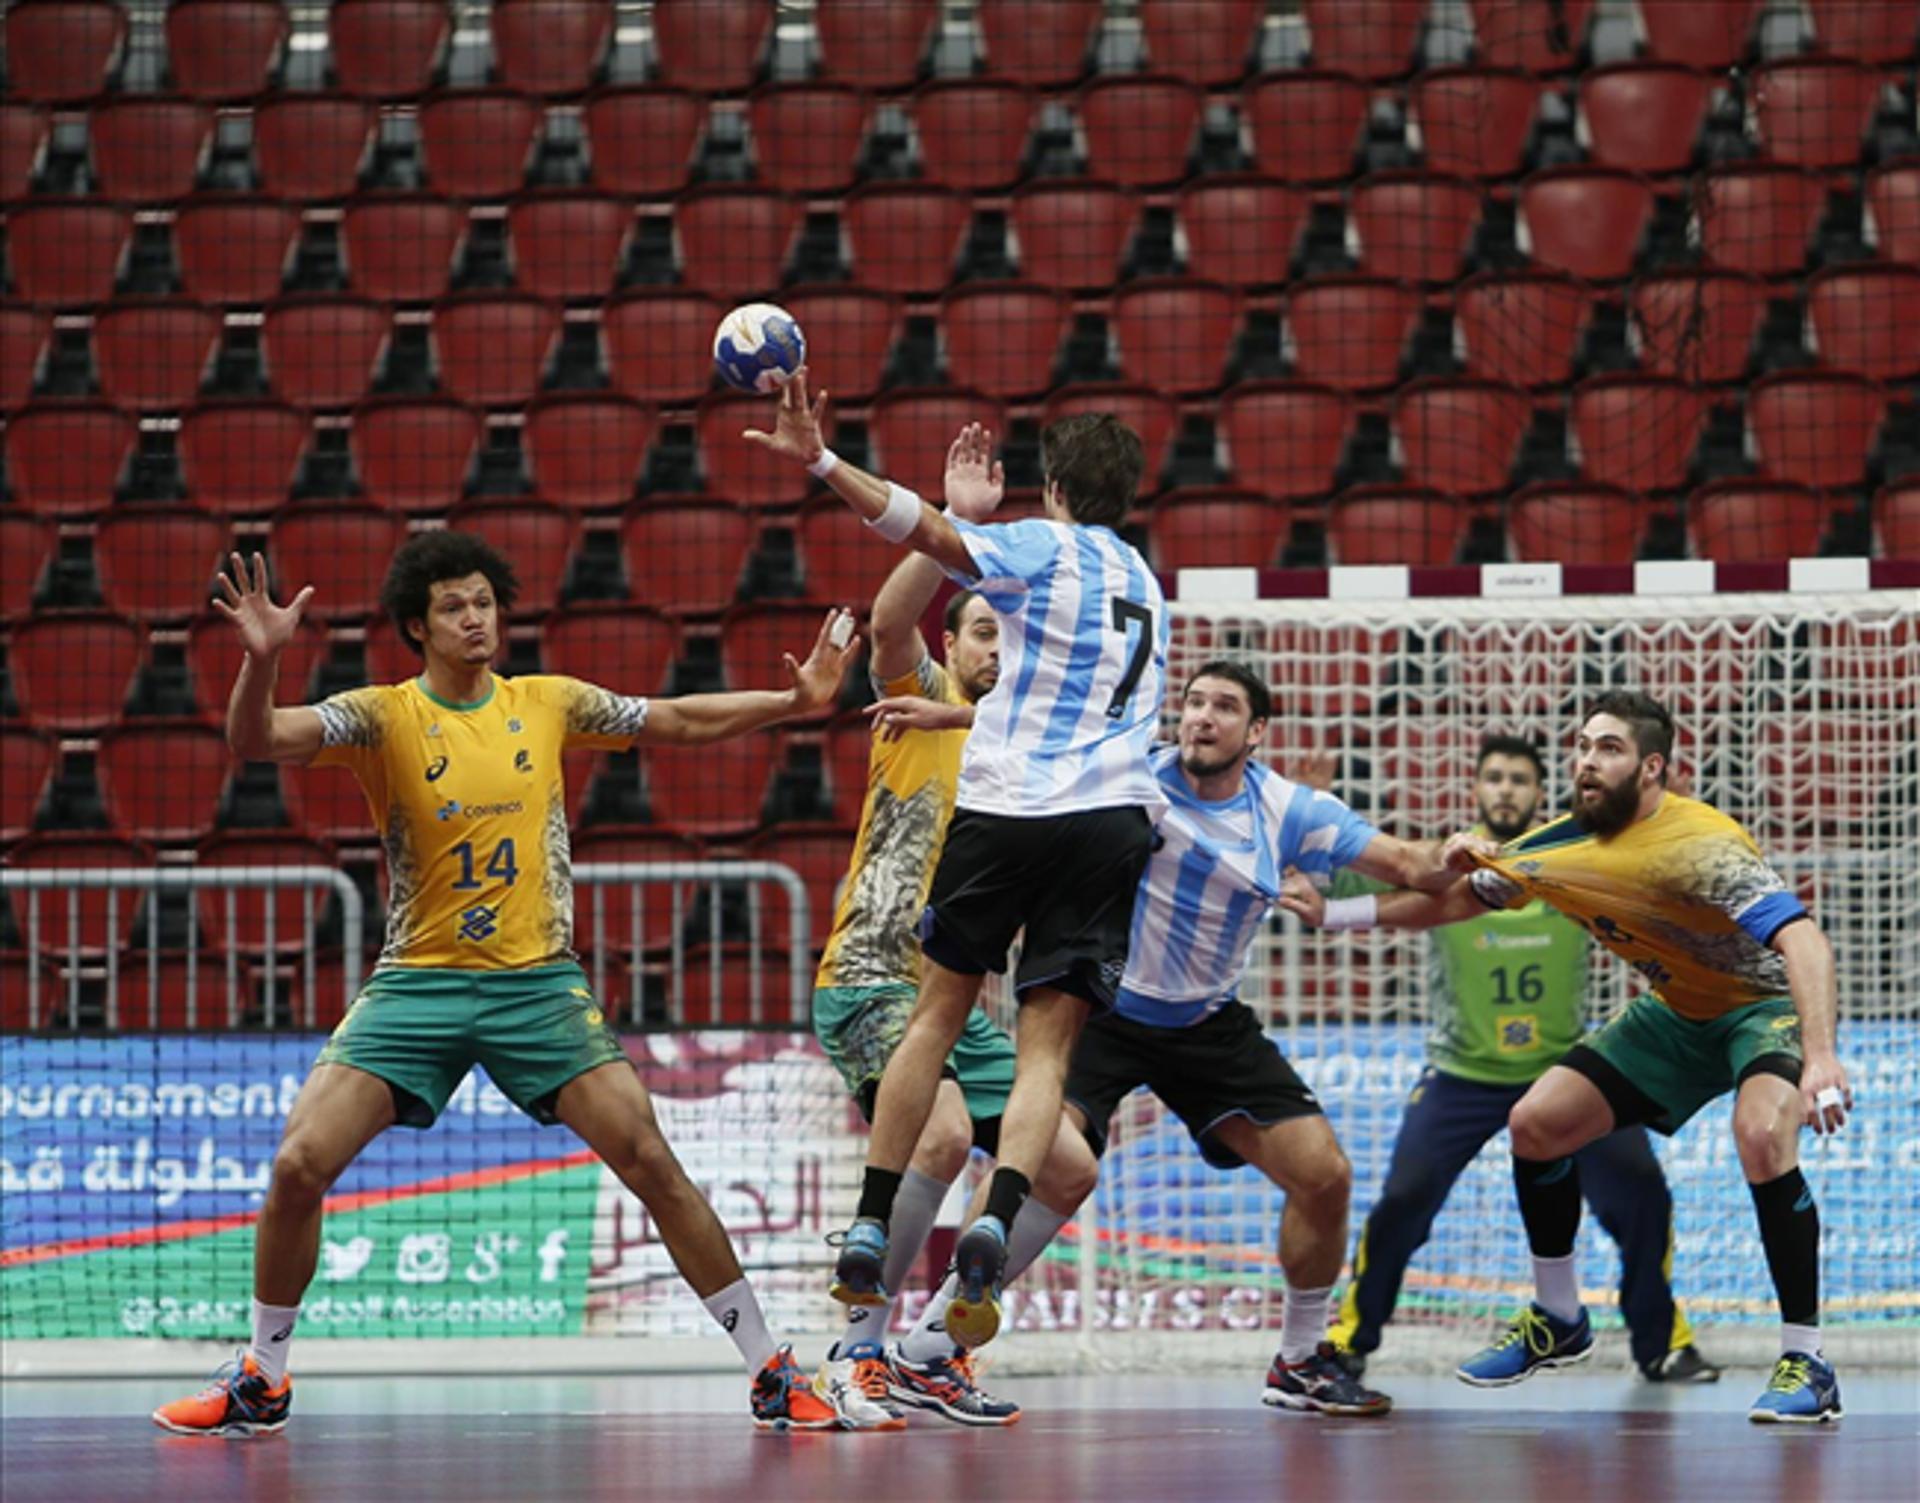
[1781,1321,1822,1359]
[702,1277,777,1372]
[1004,1199,1071,1283]
[1532,1254,1582,1324]
[900,1272,961,1363]
[1279,1284,1332,1365]
[249,1299,300,1386]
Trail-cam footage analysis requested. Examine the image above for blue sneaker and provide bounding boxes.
[945,1215,1008,1350]
[1456,1303,1594,1386]
[828,1217,890,1306]
[1748,1352,1843,1424]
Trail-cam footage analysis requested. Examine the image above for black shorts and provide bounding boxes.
[1065,1001,1323,1170]
[853,1075,1003,1157]
[918,805,1155,1010]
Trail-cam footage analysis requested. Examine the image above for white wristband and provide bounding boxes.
[867,482,923,544]
[807,447,841,479]
[1321,894,1378,931]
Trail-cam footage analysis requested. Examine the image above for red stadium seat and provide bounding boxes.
[1641,0,1759,68]
[165,0,287,101]
[92,299,220,410]
[433,292,560,406]
[447,498,578,614]
[1393,379,1530,495]
[1874,479,1920,557]
[195,832,335,956]
[186,613,326,718]
[671,942,799,1024]
[1043,384,1179,487]
[748,84,870,194]
[643,734,778,835]
[582,87,703,196]
[281,755,378,842]
[1,305,51,410]
[1008,181,1137,293]
[977,0,1101,86]
[262,295,392,408]
[507,192,632,301]
[817,0,936,89]
[1078,75,1203,188]
[1301,0,1422,80]
[1177,176,1309,289]
[420,90,540,197]
[941,283,1068,399]
[1220,381,1354,499]
[343,195,467,302]
[329,0,451,98]
[747,824,854,953]
[490,0,612,95]
[651,0,772,92]
[1747,372,1885,488]
[675,186,801,298]
[1350,173,1482,284]
[0,514,56,621]
[349,397,479,514]
[697,393,812,508]
[2,103,50,198]
[98,723,231,842]
[5,1,127,102]
[621,500,754,616]
[1695,164,1826,276]
[542,605,681,695]
[7,202,131,307]
[1507,482,1646,566]
[180,400,310,514]
[844,183,969,295]
[910,80,1032,192]
[1148,488,1289,571]
[1752,58,1883,169]
[1456,271,1594,388]
[0,730,55,841]
[1329,485,1468,564]
[1570,375,1707,492]
[1519,168,1654,281]
[1579,64,1715,175]
[88,98,213,201]
[7,402,135,516]
[10,612,144,731]
[570,827,706,957]
[526,392,653,511]
[795,501,899,613]
[1867,161,1920,264]
[6,835,152,957]
[254,95,375,201]
[94,506,228,621]
[270,501,406,620]
[1112,277,1242,394]
[782,286,900,404]
[175,196,299,305]
[1806,264,1920,380]
[1807,0,1918,63]
[1243,70,1369,183]
[1630,270,1766,383]
[1285,277,1420,391]
[1141,0,1265,85]
[1468,0,1594,72]
[602,289,724,403]
[870,389,1006,498]
[1408,68,1543,179]
[1689,479,1827,563]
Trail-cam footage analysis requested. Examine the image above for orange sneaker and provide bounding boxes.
[152,1352,291,1436]
[751,1346,837,1431]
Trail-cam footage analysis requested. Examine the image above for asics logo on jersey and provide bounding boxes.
[425,756,450,782]
[514,750,532,773]
[458,905,498,942]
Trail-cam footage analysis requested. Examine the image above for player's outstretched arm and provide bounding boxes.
[865,695,974,741]
[742,369,981,580]
[213,551,325,765]
[1342,830,1498,894]
[640,608,860,745]
[1773,919,1852,1134]
[1279,867,1487,931]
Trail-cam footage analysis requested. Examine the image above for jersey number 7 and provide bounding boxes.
[1106,597,1155,720]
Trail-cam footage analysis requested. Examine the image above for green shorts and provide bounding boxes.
[813,982,1016,1134]
[316,961,627,1127]
[1568,993,1803,1135]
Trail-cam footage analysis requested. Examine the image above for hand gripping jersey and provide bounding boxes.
[311,675,645,969]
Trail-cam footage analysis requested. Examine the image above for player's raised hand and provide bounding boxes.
[943,422,1005,522]
[785,607,860,716]
[1441,830,1500,871]
[865,694,975,742]
[1276,867,1328,927]
[211,551,314,661]
[1287,750,1338,793]
[1800,1056,1853,1136]
[741,366,829,466]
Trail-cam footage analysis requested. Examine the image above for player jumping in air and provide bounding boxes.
[153,533,877,1435]
[1284,691,1852,1423]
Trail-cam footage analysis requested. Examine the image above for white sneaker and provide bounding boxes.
[814,1342,907,1430]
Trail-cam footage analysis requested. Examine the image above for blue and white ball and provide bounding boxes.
[712,302,806,394]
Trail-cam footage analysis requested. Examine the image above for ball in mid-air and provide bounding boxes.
[712,302,806,394]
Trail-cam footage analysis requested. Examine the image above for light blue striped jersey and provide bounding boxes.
[944,517,1167,818]
[1116,745,1380,1027]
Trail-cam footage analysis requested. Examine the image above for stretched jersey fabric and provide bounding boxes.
[1116,746,1378,1027]
[943,517,1166,819]
[1467,794,1804,1022]
[311,675,645,969]
[815,656,967,991]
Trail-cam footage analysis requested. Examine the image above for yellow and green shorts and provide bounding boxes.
[1563,993,1802,1135]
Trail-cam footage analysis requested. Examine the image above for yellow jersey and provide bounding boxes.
[815,657,968,990]
[311,675,645,969]
[1467,793,1806,1021]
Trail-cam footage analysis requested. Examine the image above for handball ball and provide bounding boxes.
[712,302,806,394]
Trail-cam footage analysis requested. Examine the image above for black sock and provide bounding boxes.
[856,1167,902,1229]
[982,1167,1031,1229]
[1750,1167,1820,1327]
[1512,1155,1583,1258]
